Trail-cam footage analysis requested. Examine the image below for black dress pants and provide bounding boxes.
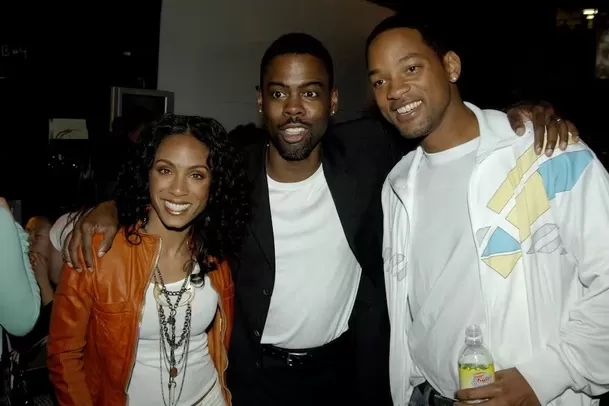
[230,332,357,406]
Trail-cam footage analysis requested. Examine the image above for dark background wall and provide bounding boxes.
[1,1,606,222]
[0,1,162,218]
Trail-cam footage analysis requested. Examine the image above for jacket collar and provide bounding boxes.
[386,102,535,192]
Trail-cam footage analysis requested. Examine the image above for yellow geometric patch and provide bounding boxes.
[487,146,539,213]
[482,251,522,278]
[506,172,550,242]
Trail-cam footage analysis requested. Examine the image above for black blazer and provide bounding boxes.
[227,117,405,405]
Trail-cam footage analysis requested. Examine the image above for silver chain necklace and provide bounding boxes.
[154,266,193,406]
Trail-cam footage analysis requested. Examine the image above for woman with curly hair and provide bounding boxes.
[47,114,250,406]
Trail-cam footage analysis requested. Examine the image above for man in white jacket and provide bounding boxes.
[368,14,609,406]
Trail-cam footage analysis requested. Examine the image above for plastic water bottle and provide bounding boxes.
[458,325,495,402]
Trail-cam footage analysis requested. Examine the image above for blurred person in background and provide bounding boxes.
[5,166,105,405]
[0,197,41,403]
[25,216,56,305]
[5,215,62,405]
[0,197,40,342]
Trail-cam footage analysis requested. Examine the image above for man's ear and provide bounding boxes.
[443,51,461,84]
[256,86,263,113]
[330,88,339,116]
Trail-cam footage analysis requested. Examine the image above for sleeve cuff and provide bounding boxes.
[515,348,574,405]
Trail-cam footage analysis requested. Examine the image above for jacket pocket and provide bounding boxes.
[91,302,134,385]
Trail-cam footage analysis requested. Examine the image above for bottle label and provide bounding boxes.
[458,364,495,389]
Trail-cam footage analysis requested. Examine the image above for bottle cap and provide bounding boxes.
[465,324,483,342]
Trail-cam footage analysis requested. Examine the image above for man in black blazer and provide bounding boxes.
[228,127,400,405]
[64,33,574,406]
[223,33,400,405]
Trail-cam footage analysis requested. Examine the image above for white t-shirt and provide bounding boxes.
[407,137,486,397]
[127,270,220,405]
[261,164,362,349]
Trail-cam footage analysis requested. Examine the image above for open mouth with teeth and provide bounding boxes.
[396,100,422,116]
[280,126,310,143]
[163,200,192,215]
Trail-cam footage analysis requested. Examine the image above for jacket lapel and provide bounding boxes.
[247,144,276,270]
[322,138,358,252]
[244,137,359,271]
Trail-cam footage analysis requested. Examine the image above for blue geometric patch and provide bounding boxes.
[482,227,521,257]
[537,150,593,200]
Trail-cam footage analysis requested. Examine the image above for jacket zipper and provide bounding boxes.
[467,159,493,353]
[125,237,162,404]
[210,279,231,404]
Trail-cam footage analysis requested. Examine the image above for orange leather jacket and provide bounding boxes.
[48,230,234,405]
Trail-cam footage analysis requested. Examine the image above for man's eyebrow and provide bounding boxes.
[368,53,424,77]
[299,81,325,88]
[266,81,287,88]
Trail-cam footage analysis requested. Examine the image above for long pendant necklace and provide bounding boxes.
[154,266,193,406]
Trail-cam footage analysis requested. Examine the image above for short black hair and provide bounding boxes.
[259,33,334,89]
[366,13,453,65]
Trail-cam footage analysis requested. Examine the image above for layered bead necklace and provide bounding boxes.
[153,265,196,406]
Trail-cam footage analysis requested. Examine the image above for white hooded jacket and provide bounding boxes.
[382,103,609,406]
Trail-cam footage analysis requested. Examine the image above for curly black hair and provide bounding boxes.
[113,114,251,282]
